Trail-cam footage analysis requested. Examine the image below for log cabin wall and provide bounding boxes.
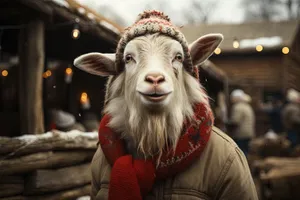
[284,26,300,91]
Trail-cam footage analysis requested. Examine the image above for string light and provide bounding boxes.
[72,24,80,39]
[256,45,263,52]
[65,67,73,83]
[43,70,52,78]
[45,70,52,77]
[214,48,221,55]
[65,67,73,75]
[1,70,8,77]
[80,92,88,103]
[282,47,289,54]
[233,39,239,49]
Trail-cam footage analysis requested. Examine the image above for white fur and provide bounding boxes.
[74,33,222,159]
[104,34,209,159]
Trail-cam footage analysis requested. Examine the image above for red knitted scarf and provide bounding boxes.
[98,102,213,200]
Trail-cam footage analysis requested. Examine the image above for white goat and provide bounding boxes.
[74,33,222,158]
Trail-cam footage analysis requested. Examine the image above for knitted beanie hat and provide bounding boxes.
[115,10,198,78]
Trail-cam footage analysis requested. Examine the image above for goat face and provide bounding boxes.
[123,34,187,111]
[74,33,223,111]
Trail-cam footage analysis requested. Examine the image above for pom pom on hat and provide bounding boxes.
[135,10,171,22]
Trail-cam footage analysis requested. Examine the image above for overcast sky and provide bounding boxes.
[77,0,245,26]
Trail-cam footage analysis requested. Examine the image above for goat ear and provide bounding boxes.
[73,53,116,76]
[189,34,223,66]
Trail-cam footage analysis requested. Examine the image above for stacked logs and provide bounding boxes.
[248,135,290,172]
[253,157,300,200]
[248,136,300,199]
[0,130,98,200]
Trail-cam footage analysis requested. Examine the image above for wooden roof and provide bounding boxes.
[17,0,123,43]
[181,20,299,53]
[0,0,126,60]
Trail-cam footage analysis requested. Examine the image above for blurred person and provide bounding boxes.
[214,91,228,132]
[281,89,300,148]
[51,109,86,132]
[259,96,284,134]
[78,94,100,132]
[81,112,100,132]
[227,90,255,156]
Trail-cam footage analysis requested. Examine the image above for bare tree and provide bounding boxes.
[243,0,300,21]
[95,5,127,26]
[182,0,218,24]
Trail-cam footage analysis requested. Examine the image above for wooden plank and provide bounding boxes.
[0,137,23,155]
[0,184,24,198]
[256,157,300,172]
[0,151,94,175]
[18,18,45,134]
[24,164,91,194]
[260,167,300,200]
[18,0,53,16]
[0,131,98,156]
[0,196,26,200]
[0,185,90,200]
[0,176,24,184]
[257,157,300,200]
[27,184,91,200]
[0,176,24,197]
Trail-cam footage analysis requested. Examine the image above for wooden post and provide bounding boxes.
[18,19,45,134]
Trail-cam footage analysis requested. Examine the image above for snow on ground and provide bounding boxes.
[16,130,98,143]
[51,0,69,8]
[77,196,91,200]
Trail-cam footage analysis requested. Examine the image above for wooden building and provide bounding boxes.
[182,20,300,134]
[0,0,228,137]
[0,0,122,136]
[199,60,228,109]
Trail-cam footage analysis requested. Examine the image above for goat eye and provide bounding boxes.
[125,54,134,63]
[174,53,183,62]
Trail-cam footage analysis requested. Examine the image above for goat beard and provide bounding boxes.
[105,71,207,159]
[127,103,186,158]
[106,94,189,159]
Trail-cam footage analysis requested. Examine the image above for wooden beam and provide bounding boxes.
[17,0,119,43]
[65,0,123,32]
[18,19,45,134]
[24,164,91,194]
[0,151,94,175]
[50,4,118,43]
[0,176,24,198]
[17,0,53,17]
[290,52,300,66]
[0,131,98,156]
[31,184,91,200]
[0,185,90,200]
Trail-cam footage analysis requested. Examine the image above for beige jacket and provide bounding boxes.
[230,102,255,139]
[90,127,258,200]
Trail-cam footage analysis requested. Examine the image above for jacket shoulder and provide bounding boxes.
[209,127,258,199]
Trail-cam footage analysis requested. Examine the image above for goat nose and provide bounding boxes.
[145,74,165,85]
